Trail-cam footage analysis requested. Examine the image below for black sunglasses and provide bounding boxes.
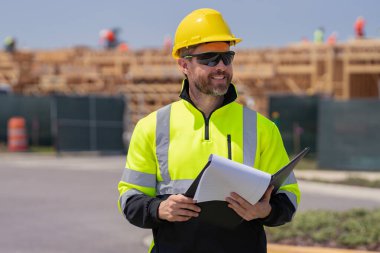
[184,51,235,67]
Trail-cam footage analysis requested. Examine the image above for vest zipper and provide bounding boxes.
[202,111,216,141]
[227,134,232,159]
[204,117,210,140]
[185,100,218,141]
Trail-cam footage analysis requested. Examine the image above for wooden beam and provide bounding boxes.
[276,65,314,74]
[346,65,380,73]
[284,77,303,95]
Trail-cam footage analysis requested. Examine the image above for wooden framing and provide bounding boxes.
[1,39,379,121]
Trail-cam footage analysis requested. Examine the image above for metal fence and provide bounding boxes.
[0,94,126,153]
[52,95,125,152]
[0,94,52,146]
[318,99,380,171]
[268,94,318,155]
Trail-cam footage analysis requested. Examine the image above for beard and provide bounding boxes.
[194,70,232,97]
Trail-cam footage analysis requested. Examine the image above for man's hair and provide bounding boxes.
[178,45,198,79]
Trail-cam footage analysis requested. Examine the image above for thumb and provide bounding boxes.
[261,185,274,202]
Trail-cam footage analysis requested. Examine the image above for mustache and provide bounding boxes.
[209,70,232,79]
[212,70,226,75]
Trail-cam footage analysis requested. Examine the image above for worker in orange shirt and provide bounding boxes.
[354,16,365,39]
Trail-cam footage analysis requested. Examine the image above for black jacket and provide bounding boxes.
[124,193,295,253]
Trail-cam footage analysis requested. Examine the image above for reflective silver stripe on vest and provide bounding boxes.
[278,190,298,210]
[119,189,143,212]
[121,168,156,188]
[156,104,172,184]
[276,172,298,209]
[282,172,297,186]
[243,107,257,166]
[157,179,194,195]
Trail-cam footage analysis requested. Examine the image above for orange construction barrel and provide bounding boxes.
[7,117,28,152]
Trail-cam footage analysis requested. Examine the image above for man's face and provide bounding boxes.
[182,42,233,97]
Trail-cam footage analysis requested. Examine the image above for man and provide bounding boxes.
[118,8,300,253]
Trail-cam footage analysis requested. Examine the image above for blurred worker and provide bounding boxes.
[313,27,325,43]
[4,36,16,53]
[118,8,300,253]
[99,28,119,49]
[163,34,172,54]
[327,32,338,45]
[117,41,129,52]
[354,16,366,39]
[99,29,110,49]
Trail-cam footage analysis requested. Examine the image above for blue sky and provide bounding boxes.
[1,0,379,50]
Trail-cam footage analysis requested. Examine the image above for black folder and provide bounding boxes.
[184,147,310,228]
[270,147,310,193]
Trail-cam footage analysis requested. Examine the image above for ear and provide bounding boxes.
[177,58,189,75]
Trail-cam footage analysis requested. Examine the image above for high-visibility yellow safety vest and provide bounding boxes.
[118,88,300,214]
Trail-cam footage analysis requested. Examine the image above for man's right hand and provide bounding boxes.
[158,194,201,222]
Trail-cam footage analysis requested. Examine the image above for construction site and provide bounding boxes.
[1,38,380,169]
[0,39,380,116]
[1,39,380,253]
[1,39,380,121]
[2,2,380,252]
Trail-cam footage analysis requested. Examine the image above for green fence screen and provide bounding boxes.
[268,94,318,156]
[0,94,125,152]
[318,99,380,171]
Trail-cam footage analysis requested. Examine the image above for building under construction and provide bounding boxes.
[1,40,380,169]
[1,39,379,123]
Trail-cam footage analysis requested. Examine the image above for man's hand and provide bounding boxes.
[225,185,274,221]
[158,194,201,222]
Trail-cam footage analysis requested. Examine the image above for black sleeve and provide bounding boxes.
[258,193,296,227]
[122,194,170,229]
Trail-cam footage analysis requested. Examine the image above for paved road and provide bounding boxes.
[0,154,150,253]
[298,180,380,211]
[1,154,380,253]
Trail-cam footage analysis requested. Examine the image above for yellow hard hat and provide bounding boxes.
[172,8,242,59]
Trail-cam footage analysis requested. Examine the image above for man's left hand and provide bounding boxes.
[225,185,273,221]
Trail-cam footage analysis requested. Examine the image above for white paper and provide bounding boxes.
[194,154,271,204]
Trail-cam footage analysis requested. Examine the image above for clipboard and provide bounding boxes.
[270,147,310,194]
[184,147,310,228]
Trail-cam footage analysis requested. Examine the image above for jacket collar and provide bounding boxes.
[179,79,238,108]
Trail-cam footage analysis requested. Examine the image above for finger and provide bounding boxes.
[261,185,274,202]
[172,201,201,212]
[172,215,192,222]
[175,208,200,217]
[230,192,252,209]
[174,194,197,203]
[177,203,201,212]
[227,203,250,220]
[225,196,239,206]
[226,197,246,214]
